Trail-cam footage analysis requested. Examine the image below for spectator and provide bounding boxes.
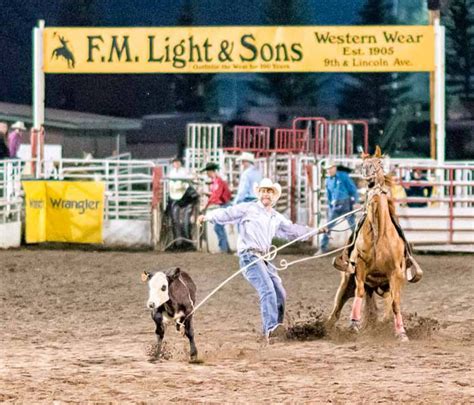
[319,160,359,253]
[201,162,232,253]
[8,121,26,158]
[405,168,432,208]
[167,157,198,249]
[234,152,262,204]
[0,122,9,159]
[390,171,408,207]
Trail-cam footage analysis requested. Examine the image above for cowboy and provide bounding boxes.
[318,160,359,253]
[167,157,198,249]
[201,162,232,253]
[198,178,323,342]
[233,152,262,204]
[332,170,423,283]
[8,121,26,158]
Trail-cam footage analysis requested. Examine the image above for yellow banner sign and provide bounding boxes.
[23,181,105,244]
[43,26,435,73]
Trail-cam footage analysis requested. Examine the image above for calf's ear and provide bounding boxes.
[141,271,152,282]
[166,267,181,280]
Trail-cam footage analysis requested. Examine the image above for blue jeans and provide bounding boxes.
[214,223,230,253]
[321,199,356,251]
[239,251,286,335]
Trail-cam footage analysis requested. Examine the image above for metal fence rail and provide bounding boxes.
[0,159,26,224]
[313,158,474,246]
[53,158,156,220]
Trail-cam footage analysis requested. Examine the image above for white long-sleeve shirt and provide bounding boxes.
[206,201,312,253]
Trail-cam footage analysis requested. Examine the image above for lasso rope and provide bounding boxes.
[187,207,364,318]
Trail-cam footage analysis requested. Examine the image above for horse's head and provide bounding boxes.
[361,146,385,188]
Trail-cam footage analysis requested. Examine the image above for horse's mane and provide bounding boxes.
[366,173,398,220]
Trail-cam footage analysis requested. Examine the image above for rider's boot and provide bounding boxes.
[332,250,355,274]
[390,214,423,283]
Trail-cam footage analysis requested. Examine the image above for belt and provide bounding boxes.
[240,248,267,256]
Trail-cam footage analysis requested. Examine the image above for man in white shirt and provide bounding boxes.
[198,178,323,342]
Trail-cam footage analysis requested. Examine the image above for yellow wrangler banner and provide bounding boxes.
[44,26,435,73]
[23,181,105,244]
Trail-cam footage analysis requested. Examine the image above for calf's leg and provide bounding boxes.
[184,316,198,361]
[152,311,165,358]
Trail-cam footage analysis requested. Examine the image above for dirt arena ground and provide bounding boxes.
[1,249,473,403]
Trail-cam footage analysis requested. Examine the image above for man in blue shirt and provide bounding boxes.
[233,152,262,204]
[320,161,359,253]
[198,178,321,342]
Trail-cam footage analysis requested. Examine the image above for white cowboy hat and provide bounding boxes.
[11,121,26,131]
[254,178,282,204]
[326,160,337,168]
[237,151,255,163]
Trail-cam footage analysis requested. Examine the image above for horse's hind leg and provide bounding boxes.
[390,268,408,342]
[327,273,355,327]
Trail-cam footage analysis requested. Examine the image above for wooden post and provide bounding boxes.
[428,0,441,160]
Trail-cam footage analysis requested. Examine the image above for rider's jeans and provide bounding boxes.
[320,199,356,251]
[239,251,286,335]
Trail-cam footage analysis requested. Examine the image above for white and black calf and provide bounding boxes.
[142,267,198,361]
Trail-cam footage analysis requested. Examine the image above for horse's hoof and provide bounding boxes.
[397,332,409,342]
[349,319,361,333]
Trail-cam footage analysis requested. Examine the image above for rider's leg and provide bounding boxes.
[390,214,423,283]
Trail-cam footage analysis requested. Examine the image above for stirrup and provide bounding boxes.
[406,257,423,283]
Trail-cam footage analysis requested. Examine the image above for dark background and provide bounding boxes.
[0,0,472,158]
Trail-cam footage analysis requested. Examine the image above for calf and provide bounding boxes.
[142,267,198,361]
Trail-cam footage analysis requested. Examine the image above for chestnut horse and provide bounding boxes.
[328,147,409,341]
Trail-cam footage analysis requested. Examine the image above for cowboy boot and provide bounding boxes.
[332,250,355,274]
[332,229,358,273]
[405,254,423,283]
[332,254,348,272]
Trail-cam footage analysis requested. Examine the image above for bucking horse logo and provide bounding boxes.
[51,33,75,69]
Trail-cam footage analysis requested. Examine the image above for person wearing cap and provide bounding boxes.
[234,152,262,204]
[319,160,359,253]
[201,162,232,253]
[197,178,322,342]
[167,157,197,249]
[8,121,26,158]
